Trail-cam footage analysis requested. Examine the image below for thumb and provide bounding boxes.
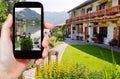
[0,14,15,70]
[1,14,13,40]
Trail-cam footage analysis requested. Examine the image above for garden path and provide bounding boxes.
[23,40,68,79]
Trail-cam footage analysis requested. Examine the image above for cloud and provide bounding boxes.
[27,0,87,12]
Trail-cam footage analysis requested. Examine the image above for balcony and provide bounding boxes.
[66,18,72,24]
[66,5,120,24]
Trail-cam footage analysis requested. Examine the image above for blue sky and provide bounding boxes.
[26,0,87,12]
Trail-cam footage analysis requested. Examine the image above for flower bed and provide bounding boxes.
[35,63,120,79]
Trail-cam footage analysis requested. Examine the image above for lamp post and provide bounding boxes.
[23,19,26,33]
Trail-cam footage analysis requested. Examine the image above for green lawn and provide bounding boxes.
[15,40,20,48]
[61,45,120,71]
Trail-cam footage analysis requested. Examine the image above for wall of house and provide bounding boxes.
[89,26,93,42]
[82,23,86,40]
[104,24,115,45]
[70,25,73,39]
[77,9,81,16]
[71,24,77,39]
[69,12,72,18]
[92,2,99,12]
[69,0,119,44]
[112,0,118,6]
[84,5,91,14]
[69,0,119,18]
[75,10,79,17]
[90,23,95,42]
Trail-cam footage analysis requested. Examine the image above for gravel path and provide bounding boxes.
[23,41,68,79]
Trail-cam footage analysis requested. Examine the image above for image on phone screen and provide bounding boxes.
[15,8,41,51]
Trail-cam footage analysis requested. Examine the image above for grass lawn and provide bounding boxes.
[61,45,120,71]
[15,40,20,48]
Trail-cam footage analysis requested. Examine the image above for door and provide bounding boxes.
[118,27,120,47]
[85,27,88,40]
[99,27,107,43]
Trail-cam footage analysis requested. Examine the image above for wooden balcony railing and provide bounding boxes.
[66,5,120,24]
[106,5,120,16]
[66,18,72,24]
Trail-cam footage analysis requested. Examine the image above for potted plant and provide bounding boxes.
[109,39,118,47]
[86,35,89,42]
[91,37,97,42]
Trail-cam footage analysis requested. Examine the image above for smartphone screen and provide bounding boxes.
[13,2,43,59]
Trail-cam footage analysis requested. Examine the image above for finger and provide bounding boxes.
[42,48,48,58]
[2,14,13,29]
[35,48,48,65]
[35,58,44,65]
[44,22,54,30]
[1,14,12,40]
[42,34,49,48]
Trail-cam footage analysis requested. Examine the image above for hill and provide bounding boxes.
[15,9,69,25]
[44,12,68,25]
[15,8,41,20]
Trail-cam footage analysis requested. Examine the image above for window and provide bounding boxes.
[73,27,76,30]
[100,27,107,37]
[81,9,85,15]
[93,27,97,36]
[87,7,92,13]
[99,2,107,10]
[73,11,75,16]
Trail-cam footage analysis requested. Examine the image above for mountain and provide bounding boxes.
[44,12,68,25]
[15,8,41,34]
[15,8,41,20]
[15,8,69,25]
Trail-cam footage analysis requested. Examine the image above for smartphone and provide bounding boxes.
[13,2,44,59]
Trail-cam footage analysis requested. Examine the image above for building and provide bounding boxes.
[66,0,120,47]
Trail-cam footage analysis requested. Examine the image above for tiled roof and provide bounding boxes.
[68,0,98,13]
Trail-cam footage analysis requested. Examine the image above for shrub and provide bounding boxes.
[56,31,65,41]
[35,65,42,79]
[109,39,118,47]
[35,63,89,79]
[34,38,39,44]
[20,37,33,50]
[87,71,102,79]
[49,36,56,48]
[102,66,120,79]
[34,61,120,79]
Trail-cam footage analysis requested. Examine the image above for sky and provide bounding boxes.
[26,0,87,12]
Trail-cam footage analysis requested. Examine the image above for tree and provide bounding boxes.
[4,0,25,14]
[0,0,26,29]
[0,0,7,27]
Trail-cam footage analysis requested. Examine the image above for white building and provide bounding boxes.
[66,0,120,47]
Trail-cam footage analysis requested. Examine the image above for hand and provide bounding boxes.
[0,14,54,79]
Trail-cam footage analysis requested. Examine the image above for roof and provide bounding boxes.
[68,0,98,13]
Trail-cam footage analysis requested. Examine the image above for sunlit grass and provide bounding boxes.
[61,45,120,71]
[35,44,120,79]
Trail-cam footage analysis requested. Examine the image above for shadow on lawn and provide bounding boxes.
[69,44,120,65]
